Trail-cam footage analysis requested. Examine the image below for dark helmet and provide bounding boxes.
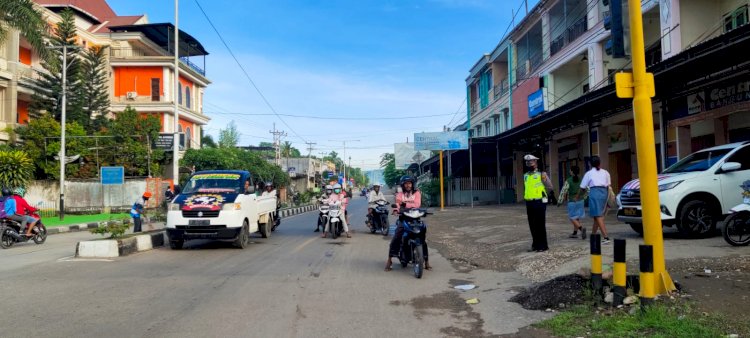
[399,176,415,190]
[1,187,11,197]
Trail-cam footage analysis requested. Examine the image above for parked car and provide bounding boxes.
[617,141,750,237]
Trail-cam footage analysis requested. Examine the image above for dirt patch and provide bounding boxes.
[667,255,750,321]
[500,326,553,338]
[392,291,495,337]
[508,274,589,311]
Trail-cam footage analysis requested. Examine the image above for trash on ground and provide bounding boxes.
[466,298,480,304]
[454,284,477,291]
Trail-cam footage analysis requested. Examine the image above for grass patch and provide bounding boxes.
[44,213,129,227]
[536,299,749,338]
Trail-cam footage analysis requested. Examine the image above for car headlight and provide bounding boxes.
[168,203,180,211]
[223,203,241,211]
[658,181,683,192]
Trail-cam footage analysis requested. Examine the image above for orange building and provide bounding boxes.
[1,0,210,157]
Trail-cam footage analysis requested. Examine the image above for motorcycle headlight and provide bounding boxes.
[658,181,683,192]
[411,227,421,234]
[168,203,180,211]
[222,203,241,211]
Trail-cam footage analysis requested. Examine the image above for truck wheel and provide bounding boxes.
[260,216,272,239]
[628,223,644,236]
[234,221,249,249]
[169,240,184,250]
[677,200,717,238]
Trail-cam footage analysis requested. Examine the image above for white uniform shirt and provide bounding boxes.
[367,190,386,203]
[580,168,611,189]
[262,189,277,198]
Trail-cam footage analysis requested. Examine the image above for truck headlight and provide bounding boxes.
[658,181,683,192]
[168,203,180,211]
[223,203,241,211]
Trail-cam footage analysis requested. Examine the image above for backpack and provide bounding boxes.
[0,197,7,219]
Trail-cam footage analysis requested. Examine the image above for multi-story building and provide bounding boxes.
[434,0,750,203]
[0,0,210,176]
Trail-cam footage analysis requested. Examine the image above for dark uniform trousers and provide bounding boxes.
[525,199,548,251]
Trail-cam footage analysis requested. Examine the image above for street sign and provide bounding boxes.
[414,131,469,150]
[154,133,184,150]
[101,166,124,185]
[288,167,296,178]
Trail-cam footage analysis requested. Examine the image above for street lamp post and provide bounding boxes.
[172,0,180,185]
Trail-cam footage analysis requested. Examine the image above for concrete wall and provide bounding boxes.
[26,179,148,213]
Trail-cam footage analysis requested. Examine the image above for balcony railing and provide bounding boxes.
[550,16,588,56]
[110,47,206,76]
[493,79,510,99]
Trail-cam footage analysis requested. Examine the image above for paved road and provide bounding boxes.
[1,196,547,337]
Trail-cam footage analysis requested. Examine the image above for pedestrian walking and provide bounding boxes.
[130,192,152,233]
[576,156,611,244]
[558,166,586,239]
[523,154,554,252]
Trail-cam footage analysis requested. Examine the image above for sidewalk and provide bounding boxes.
[427,203,736,282]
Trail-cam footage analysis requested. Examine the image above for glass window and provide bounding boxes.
[186,127,192,149]
[726,146,750,170]
[186,87,191,108]
[663,148,732,173]
[178,83,182,104]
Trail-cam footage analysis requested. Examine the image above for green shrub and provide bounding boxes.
[0,149,34,189]
[89,219,130,238]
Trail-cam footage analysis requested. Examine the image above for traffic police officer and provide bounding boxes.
[523,154,553,252]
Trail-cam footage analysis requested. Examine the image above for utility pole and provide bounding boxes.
[328,139,360,189]
[305,142,316,158]
[172,0,180,185]
[269,122,287,166]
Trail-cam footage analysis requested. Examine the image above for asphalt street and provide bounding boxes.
[0,196,548,338]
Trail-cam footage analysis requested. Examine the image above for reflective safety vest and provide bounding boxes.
[524,171,546,200]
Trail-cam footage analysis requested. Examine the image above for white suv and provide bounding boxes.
[617,141,750,237]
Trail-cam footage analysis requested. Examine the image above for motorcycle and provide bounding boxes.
[722,180,750,246]
[369,199,390,236]
[315,198,330,232]
[395,206,429,279]
[1,212,48,249]
[327,201,344,239]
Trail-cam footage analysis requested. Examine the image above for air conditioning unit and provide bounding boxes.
[126,91,138,100]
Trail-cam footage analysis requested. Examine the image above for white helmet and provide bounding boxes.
[523,154,539,161]
[333,183,342,193]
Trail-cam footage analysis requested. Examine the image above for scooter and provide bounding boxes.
[327,202,344,239]
[395,206,429,279]
[369,199,390,236]
[722,180,750,246]
[315,198,330,232]
[1,212,48,249]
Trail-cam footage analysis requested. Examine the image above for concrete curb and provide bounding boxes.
[76,231,166,258]
[279,204,316,218]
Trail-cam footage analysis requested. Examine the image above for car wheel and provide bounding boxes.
[628,223,644,236]
[169,240,184,250]
[234,221,249,249]
[677,200,717,238]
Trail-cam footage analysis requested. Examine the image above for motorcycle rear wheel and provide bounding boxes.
[380,215,389,236]
[33,224,47,244]
[413,245,424,279]
[723,212,750,246]
[1,228,14,249]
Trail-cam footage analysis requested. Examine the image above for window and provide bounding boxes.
[727,146,750,170]
[724,5,749,33]
[664,148,732,173]
[151,78,160,101]
[178,124,185,149]
[494,116,501,134]
[476,125,483,137]
[185,87,191,108]
[186,127,192,149]
[503,110,511,131]
[178,83,182,104]
[485,121,491,136]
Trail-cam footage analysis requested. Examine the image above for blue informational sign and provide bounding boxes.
[414,131,469,150]
[528,88,548,118]
[101,166,124,185]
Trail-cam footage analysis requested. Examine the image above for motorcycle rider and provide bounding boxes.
[322,183,351,238]
[11,187,39,237]
[315,185,334,232]
[261,182,281,228]
[385,176,431,272]
[367,184,386,228]
[2,187,30,236]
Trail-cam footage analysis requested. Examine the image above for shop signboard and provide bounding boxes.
[414,131,469,150]
[528,88,548,118]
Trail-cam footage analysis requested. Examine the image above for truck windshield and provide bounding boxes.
[182,173,243,194]
[663,148,732,173]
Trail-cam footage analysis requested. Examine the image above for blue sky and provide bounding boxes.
[109,0,532,169]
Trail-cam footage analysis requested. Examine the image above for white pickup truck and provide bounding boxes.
[166,170,277,249]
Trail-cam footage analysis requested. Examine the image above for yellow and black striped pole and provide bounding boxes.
[613,239,627,306]
[590,234,602,297]
[639,244,655,307]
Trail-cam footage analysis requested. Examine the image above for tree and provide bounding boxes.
[0,0,49,60]
[258,141,275,159]
[30,8,82,121]
[100,106,164,177]
[280,141,301,158]
[381,152,405,188]
[201,134,217,148]
[77,45,110,132]
[15,114,91,179]
[218,121,240,148]
[0,149,34,189]
[181,147,289,188]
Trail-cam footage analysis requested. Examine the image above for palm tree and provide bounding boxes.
[0,0,49,59]
[281,141,293,158]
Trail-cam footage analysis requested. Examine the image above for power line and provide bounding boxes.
[194,0,308,143]
[205,110,456,120]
